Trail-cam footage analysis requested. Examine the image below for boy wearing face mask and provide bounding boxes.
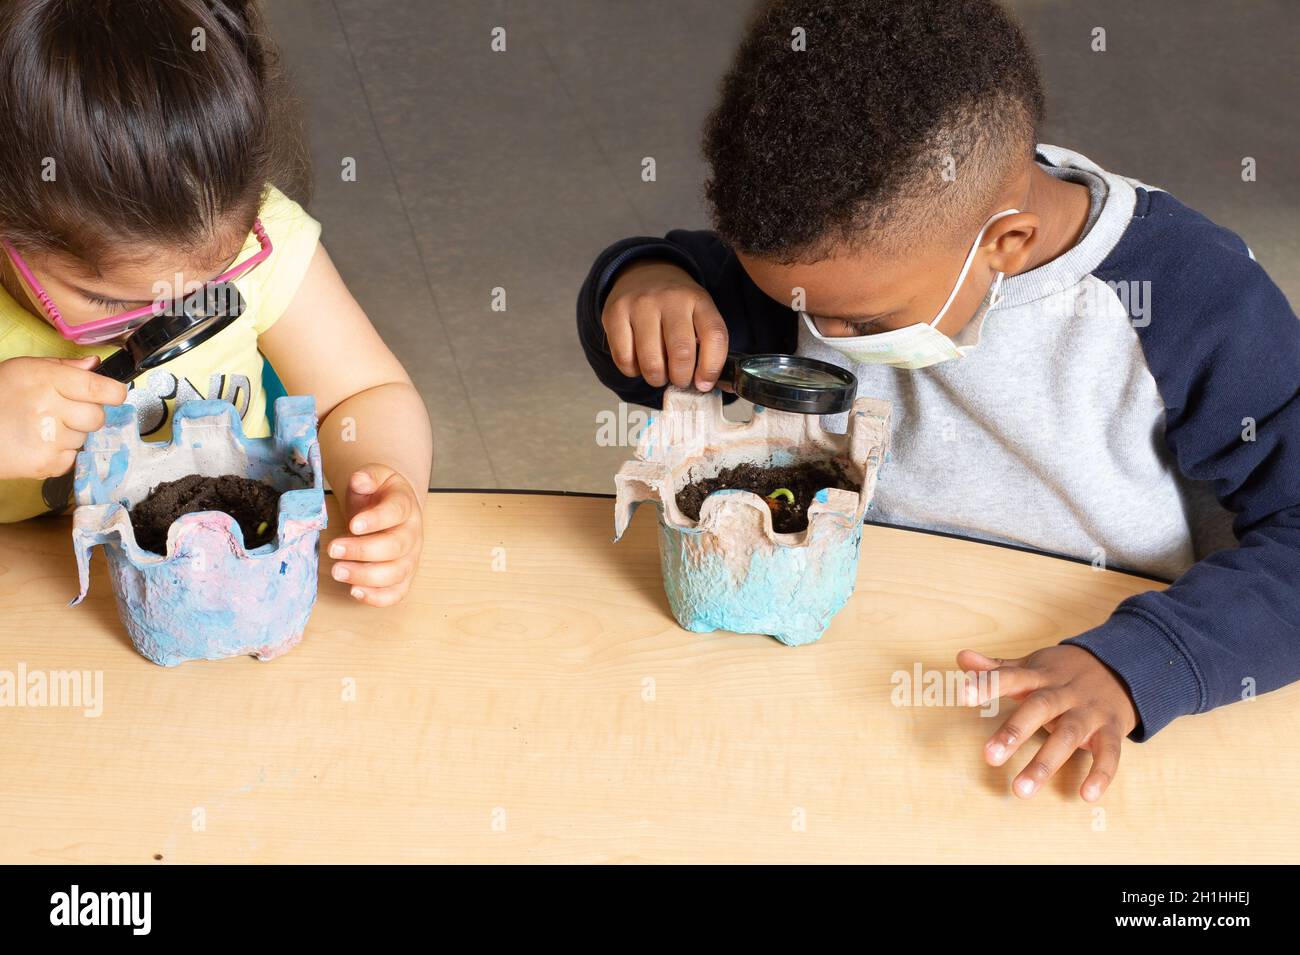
[576,0,1300,801]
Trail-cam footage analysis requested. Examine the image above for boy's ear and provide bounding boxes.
[982,211,1039,275]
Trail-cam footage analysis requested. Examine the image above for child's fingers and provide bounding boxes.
[53,397,108,438]
[629,301,669,386]
[332,556,411,589]
[38,419,94,457]
[328,525,407,563]
[961,665,1040,706]
[347,580,410,608]
[983,688,1069,766]
[34,439,78,478]
[602,301,638,378]
[344,468,379,520]
[661,306,699,389]
[956,648,1027,671]
[1080,727,1123,802]
[1011,715,1092,798]
[52,361,130,405]
[692,299,728,391]
[348,486,412,536]
[349,468,382,494]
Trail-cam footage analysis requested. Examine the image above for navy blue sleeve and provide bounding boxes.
[1064,187,1300,740]
[576,229,798,410]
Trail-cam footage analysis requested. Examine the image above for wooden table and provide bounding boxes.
[1,491,1296,864]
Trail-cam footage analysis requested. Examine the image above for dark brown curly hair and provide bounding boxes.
[703,0,1045,263]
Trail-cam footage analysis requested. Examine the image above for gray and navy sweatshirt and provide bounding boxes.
[576,144,1300,741]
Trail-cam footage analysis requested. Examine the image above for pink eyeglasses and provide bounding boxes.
[1,219,273,346]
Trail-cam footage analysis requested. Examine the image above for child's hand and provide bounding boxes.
[0,355,128,481]
[602,260,730,391]
[958,646,1138,802]
[327,464,423,607]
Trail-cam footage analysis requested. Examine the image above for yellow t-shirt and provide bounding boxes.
[0,185,321,523]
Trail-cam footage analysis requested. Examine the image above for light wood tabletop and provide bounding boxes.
[0,491,1296,864]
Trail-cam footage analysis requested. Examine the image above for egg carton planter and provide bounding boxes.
[69,396,327,666]
[614,386,892,646]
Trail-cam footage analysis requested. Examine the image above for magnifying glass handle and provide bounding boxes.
[40,349,140,514]
[722,353,746,389]
[94,348,141,383]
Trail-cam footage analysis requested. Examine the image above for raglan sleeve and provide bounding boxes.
[575,229,797,410]
[1064,192,1300,740]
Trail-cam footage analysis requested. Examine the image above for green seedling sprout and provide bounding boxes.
[765,488,795,507]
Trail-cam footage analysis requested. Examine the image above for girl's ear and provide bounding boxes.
[983,211,1039,277]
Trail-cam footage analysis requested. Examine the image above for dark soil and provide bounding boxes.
[130,474,280,555]
[675,460,860,533]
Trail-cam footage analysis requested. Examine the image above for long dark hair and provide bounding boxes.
[0,0,311,273]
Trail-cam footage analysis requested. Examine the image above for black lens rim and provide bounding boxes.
[732,353,857,415]
[125,282,245,371]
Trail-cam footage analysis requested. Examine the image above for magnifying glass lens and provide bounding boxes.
[727,353,858,415]
[129,283,246,371]
[745,361,849,390]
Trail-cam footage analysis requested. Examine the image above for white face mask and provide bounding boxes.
[801,208,1020,370]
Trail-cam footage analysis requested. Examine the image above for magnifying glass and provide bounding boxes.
[597,330,858,415]
[721,352,857,415]
[41,281,246,514]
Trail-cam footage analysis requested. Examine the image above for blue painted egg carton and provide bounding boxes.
[615,386,892,646]
[69,396,327,666]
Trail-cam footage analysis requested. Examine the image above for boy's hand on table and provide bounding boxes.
[957,646,1138,803]
[602,261,730,392]
[327,464,423,607]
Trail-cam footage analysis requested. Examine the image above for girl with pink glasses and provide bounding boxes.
[0,0,430,607]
